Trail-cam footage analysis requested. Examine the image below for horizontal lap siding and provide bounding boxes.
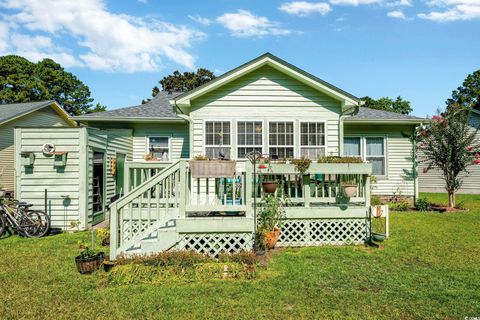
[345,125,415,196]
[105,130,133,204]
[419,114,480,194]
[190,66,342,158]
[132,123,189,161]
[0,108,69,192]
[16,127,82,229]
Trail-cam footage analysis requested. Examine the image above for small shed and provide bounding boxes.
[14,127,132,230]
[0,101,75,193]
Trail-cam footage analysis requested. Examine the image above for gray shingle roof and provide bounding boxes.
[347,107,425,121]
[0,100,55,124]
[75,92,183,120]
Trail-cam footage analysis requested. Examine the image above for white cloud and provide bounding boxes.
[0,0,205,72]
[385,0,412,6]
[329,0,382,6]
[387,10,407,18]
[418,0,480,21]
[188,14,212,26]
[137,0,148,4]
[216,10,293,37]
[279,1,332,16]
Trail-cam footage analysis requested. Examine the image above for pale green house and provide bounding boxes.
[13,53,425,258]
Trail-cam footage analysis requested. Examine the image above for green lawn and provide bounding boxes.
[1,193,480,319]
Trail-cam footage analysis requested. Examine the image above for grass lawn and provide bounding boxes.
[1,193,480,319]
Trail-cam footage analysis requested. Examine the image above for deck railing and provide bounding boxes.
[125,161,174,191]
[110,160,372,258]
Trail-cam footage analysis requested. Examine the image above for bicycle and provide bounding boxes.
[0,196,50,238]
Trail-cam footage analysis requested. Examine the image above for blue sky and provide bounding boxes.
[1,0,479,116]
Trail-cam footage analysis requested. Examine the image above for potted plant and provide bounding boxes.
[341,178,358,198]
[259,159,278,194]
[291,157,311,175]
[189,155,236,178]
[97,228,110,246]
[75,246,105,274]
[257,194,287,250]
[103,260,115,272]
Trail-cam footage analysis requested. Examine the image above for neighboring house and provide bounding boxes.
[0,101,75,192]
[419,108,480,194]
[13,53,425,257]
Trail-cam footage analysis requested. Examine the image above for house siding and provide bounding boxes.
[15,127,83,229]
[0,107,69,192]
[344,124,416,197]
[419,113,480,194]
[189,65,342,158]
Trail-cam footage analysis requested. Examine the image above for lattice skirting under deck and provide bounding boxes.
[277,218,369,247]
[177,232,254,256]
[122,219,155,242]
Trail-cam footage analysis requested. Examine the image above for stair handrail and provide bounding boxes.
[110,160,181,210]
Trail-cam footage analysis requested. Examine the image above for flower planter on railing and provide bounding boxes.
[189,160,236,178]
[256,163,372,175]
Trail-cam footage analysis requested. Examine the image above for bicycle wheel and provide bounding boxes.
[19,210,50,238]
[0,212,6,237]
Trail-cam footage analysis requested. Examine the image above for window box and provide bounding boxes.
[20,152,35,166]
[53,152,68,167]
[189,160,236,178]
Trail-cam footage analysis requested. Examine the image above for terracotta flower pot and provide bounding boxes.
[265,229,281,249]
[342,183,357,198]
[262,181,278,194]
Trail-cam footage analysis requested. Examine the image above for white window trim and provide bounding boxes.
[146,136,171,160]
[267,120,296,158]
[344,135,388,177]
[236,119,265,159]
[202,120,233,158]
[299,120,328,159]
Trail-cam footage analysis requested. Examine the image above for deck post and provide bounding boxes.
[179,160,187,218]
[124,162,131,193]
[245,162,253,219]
[365,174,371,208]
[109,202,118,260]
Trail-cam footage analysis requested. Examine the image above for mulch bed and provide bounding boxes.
[431,206,469,213]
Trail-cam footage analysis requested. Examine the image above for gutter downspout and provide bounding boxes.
[339,101,360,156]
[174,104,194,158]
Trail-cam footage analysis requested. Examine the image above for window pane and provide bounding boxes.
[300,147,325,160]
[300,122,325,146]
[206,121,231,146]
[367,156,385,175]
[149,137,168,148]
[344,137,361,156]
[238,147,262,159]
[206,147,231,159]
[366,137,384,156]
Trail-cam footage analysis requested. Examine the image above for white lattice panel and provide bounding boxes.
[122,220,155,242]
[277,218,368,247]
[177,233,254,256]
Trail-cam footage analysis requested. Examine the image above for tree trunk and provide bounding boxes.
[448,191,455,208]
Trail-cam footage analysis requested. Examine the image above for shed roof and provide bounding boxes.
[72,92,183,122]
[0,100,75,126]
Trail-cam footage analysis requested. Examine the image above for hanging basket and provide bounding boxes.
[189,160,236,178]
[262,181,278,194]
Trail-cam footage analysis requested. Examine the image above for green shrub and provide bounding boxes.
[116,250,212,270]
[317,156,363,163]
[218,250,257,265]
[371,195,382,206]
[415,197,433,211]
[389,201,410,211]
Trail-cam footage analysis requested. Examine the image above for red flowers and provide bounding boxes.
[467,146,474,151]
[258,164,267,169]
[474,159,480,165]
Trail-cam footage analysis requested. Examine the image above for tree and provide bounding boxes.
[361,96,412,115]
[0,55,99,115]
[446,70,480,111]
[159,68,216,93]
[418,103,480,208]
